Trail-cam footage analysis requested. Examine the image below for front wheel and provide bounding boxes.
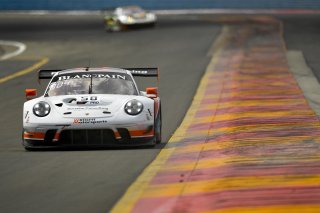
[155,108,162,144]
[105,19,122,32]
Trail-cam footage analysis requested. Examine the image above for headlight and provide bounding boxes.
[119,15,134,23]
[147,13,156,19]
[33,101,51,117]
[124,100,143,115]
[127,16,134,23]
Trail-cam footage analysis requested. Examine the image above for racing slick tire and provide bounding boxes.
[22,130,29,151]
[24,146,37,151]
[155,107,162,144]
[105,19,122,32]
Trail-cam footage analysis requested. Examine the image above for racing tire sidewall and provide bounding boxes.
[155,108,162,144]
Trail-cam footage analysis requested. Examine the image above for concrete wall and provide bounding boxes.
[1,0,320,10]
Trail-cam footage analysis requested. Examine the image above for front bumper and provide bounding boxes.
[23,125,155,149]
[23,137,155,149]
[120,20,155,26]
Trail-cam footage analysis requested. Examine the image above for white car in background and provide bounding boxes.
[22,67,161,150]
[104,6,157,31]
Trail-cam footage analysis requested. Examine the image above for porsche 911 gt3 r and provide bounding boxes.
[22,67,161,150]
[104,6,156,32]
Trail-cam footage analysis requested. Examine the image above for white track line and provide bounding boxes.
[0,40,26,60]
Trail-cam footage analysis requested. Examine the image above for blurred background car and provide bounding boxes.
[104,5,157,31]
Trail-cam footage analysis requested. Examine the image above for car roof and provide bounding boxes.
[115,6,144,14]
[117,5,142,10]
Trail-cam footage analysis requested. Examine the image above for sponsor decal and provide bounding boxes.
[73,118,107,125]
[90,107,108,110]
[78,96,100,104]
[67,107,85,110]
[67,106,108,110]
[89,101,99,104]
[57,74,126,81]
[81,96,89,101]
[130,70,148,74]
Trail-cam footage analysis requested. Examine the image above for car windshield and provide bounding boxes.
[46,72,138,96]
[122,7,144,15]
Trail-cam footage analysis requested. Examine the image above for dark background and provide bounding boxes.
[1,0,320,10]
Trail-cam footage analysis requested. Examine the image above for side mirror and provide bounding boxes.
[146,87,158,98]
[25,89,37,100]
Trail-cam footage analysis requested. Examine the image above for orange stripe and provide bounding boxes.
[23,132,45,139]
[24,130,153,140]
[53,133,60,141]
[114,131,121,138]
[130,129,154,137]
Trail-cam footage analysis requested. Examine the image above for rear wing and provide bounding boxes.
[124,68,159,78]
[38,69,61,80]
[38,68,159,80]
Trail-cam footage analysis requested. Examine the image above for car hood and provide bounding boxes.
[40,94,138,118]
[131,12,147,19]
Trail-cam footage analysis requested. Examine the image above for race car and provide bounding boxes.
[104,6,156,31]
[22,67,161,150]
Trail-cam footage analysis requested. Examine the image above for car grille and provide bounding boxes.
[44,129,57,143]
[59,129,117,145]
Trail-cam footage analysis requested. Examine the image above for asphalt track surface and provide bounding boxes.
[0,14,220,213]
[0,14,320,213]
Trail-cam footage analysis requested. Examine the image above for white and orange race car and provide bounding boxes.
[104,6,156,31]
[22,67,161,150]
